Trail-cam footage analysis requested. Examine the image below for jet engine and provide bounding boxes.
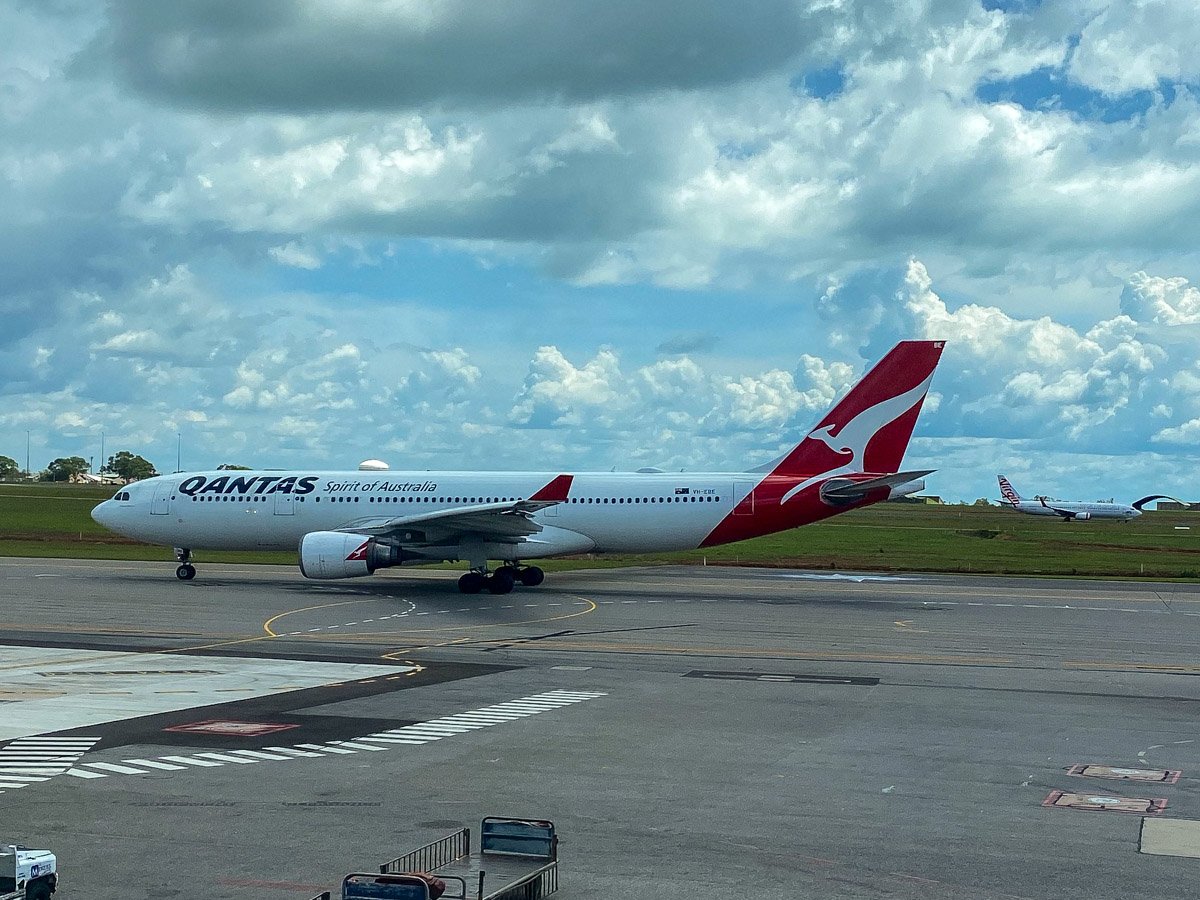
[298,531,411,579]
[1072,512,1091,521]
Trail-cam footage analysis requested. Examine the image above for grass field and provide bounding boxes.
[2,483,1198,579]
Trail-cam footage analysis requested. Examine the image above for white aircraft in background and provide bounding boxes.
[91,340,944,594]
[996,475,1165,521]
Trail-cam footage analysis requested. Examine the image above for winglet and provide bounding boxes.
[529,474,573,502]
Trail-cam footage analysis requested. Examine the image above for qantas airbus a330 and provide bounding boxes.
[91,340,944,593]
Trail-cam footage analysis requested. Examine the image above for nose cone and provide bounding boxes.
[91,500,112,528]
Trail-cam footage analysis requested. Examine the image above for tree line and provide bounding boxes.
[0,451,157,482]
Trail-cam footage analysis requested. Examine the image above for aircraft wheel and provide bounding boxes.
[176,564,196,581]
[519,566,545,587]
[487,568,516,595]
[458,572,486,594]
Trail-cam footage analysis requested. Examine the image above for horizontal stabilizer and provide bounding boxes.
[820,469,935,502]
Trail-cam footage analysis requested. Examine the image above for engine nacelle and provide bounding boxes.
[298,531,410,580]
[1073,512,1091,521]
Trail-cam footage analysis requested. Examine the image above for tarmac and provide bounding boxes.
[3,557,1200,898]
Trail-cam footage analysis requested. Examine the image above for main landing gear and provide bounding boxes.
[174,547,196,581]
[457,565,545,595]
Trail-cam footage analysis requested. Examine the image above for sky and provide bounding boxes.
[4,0,1200,503]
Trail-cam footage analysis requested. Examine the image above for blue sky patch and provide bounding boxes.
[791,65,845,101]
[976,67,1176,122]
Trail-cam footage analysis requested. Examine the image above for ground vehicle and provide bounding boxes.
[0,844,57,900]
[313,816,559,900]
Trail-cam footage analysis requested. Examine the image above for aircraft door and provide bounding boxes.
[151,480,173,516]
[274,492,295,516]
[733,480,755,515]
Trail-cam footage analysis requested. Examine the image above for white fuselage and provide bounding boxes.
[91,470,758,556]
[1009,500,1140,520]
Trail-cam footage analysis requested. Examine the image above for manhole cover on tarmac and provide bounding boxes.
[1043,790,1167,814]
[164,720,300,737]
[1068,764,1181,784]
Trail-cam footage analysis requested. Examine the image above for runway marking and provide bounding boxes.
[59,690,606,786]
[0,735,101,793]
[378,598,598,655]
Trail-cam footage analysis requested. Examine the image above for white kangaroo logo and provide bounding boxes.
[780,373,935,504]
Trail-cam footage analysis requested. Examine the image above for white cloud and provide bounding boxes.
[5,1,1200,503]
[1069,0,1200,95]
[1121,271,1200,325]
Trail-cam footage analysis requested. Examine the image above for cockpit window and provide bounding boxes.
[116,491,130,501]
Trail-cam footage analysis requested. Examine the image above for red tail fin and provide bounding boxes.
[770,340,943,477]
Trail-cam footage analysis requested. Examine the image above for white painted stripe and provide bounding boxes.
[388,729,447,739]
[160,755,223,768]
[194,752,258,765]
[442,712,521,722]
[0,753,80,759]
[358,735,431,746]
[83,761,149,775]
[264,747,324,758]
[406,723,477,733]
[474,708,536,717]
[0,768,69,777]
[65,767,107,779]
[18,689,606,789]
[124,758,187,771]
[230,750,295,761]
[0,763,76,772]
[7,739,102,748]
[494,700,564,708]
[503,696,569,705]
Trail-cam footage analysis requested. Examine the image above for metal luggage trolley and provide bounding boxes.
[316,816,559,900]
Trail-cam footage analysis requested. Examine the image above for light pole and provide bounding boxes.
[176,433,181,473]
[99,431,105,474]
[25,430,30,481]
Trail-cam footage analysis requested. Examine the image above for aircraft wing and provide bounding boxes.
[1038,498,1080,518]
[333,475,573,544]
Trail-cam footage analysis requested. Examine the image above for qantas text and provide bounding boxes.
[177,476,440,497]
[177,475,319,497]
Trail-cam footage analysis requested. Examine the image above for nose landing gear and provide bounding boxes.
[174,548,196,581]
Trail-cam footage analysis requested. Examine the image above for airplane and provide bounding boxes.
[90,340,945,594]
[996,475,1165,521]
